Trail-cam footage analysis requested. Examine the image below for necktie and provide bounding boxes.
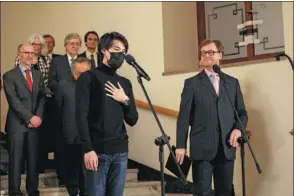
[210,74,219,96]
[25,69,33,93]
[90,54,96,69]
[48,55,52,63]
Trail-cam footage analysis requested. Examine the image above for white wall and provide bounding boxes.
[1,2,293,196]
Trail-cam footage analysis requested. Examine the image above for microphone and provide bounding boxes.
[125,54,151,81]
[212,64,227,82]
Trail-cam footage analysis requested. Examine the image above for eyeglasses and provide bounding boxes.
[20,51,35,56]
[200,50,220,57]
[68,42,81,46]
[32,43,42,47]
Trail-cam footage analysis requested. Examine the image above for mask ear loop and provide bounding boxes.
[102,49,111,61]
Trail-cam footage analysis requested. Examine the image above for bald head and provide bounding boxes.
[18,44,35,67]
[18,44,34,52]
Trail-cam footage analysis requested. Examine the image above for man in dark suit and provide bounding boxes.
[43,34,60,62]
[48,33,82,185]
[48,33,82,92]
[54,57,91,196]
[3,44,46,196]
[176,39,248,196]
[78,31,99,69]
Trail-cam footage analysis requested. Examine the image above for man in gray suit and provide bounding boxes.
[3,44,46,196]
[176,40,248,196]
[54,57,90,196]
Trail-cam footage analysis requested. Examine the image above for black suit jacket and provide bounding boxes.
[54,80,80,144]
[3,66,46,134]
[176,70,248,161]
[52,53,60,59]
[78,51,99,69]
[48,54,74,93]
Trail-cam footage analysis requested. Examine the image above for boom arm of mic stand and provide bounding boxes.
[221,80,262,174]
[136,74,188,186]
[276,54,294,71]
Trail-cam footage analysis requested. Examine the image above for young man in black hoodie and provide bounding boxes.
[76,32,138,196]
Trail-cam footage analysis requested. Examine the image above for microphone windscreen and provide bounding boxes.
[212,64,221,73]
[125,54,135,64]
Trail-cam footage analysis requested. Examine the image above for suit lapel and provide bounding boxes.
[64,55,72,75]
[32,69,39,98]
[218,76,231,101]
[218,79,225,99]
[16,66,30,93]
[199,70,218,98]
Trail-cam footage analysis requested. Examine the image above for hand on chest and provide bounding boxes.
[104,80,129,103]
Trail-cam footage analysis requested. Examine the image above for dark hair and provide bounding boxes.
[43,34,55,44]
[84,31,99,43]
[98,32,129,65]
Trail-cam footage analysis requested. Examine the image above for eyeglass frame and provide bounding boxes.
[200,50,220,57]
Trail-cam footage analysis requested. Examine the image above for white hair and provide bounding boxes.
[27,33,48,56]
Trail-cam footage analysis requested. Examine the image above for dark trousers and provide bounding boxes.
[65,144,85,196]
[192,144,234,196]
[38,97,57,172]
[7,131,40,196]
[55,134,66,184]
[84,152,128,196]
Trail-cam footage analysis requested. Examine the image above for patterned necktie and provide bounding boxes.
[90,54,96,69]
[210,74,219,96]
[48,55,52,63]
[25,69,33,93]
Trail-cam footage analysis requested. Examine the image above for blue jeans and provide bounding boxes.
[84,152,128,196]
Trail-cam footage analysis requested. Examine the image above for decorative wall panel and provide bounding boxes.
[204,2,247,60]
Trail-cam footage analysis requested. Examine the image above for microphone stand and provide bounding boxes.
[275,53,294,71]
[275,53,294,136]
[135,71,188,196]
[220,77,262,196]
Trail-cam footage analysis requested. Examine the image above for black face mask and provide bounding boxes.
[107,51,125,69]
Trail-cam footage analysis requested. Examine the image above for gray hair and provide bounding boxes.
[72,57,91,70]
[64,33,82,46]
[27,33,48,56]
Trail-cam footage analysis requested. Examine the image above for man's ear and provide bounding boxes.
[219,53,223,60]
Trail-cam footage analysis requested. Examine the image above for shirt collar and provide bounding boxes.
[85,50,97,58]
[19,64,32,73]
[204,68,218,78]
[67,53,77,61]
